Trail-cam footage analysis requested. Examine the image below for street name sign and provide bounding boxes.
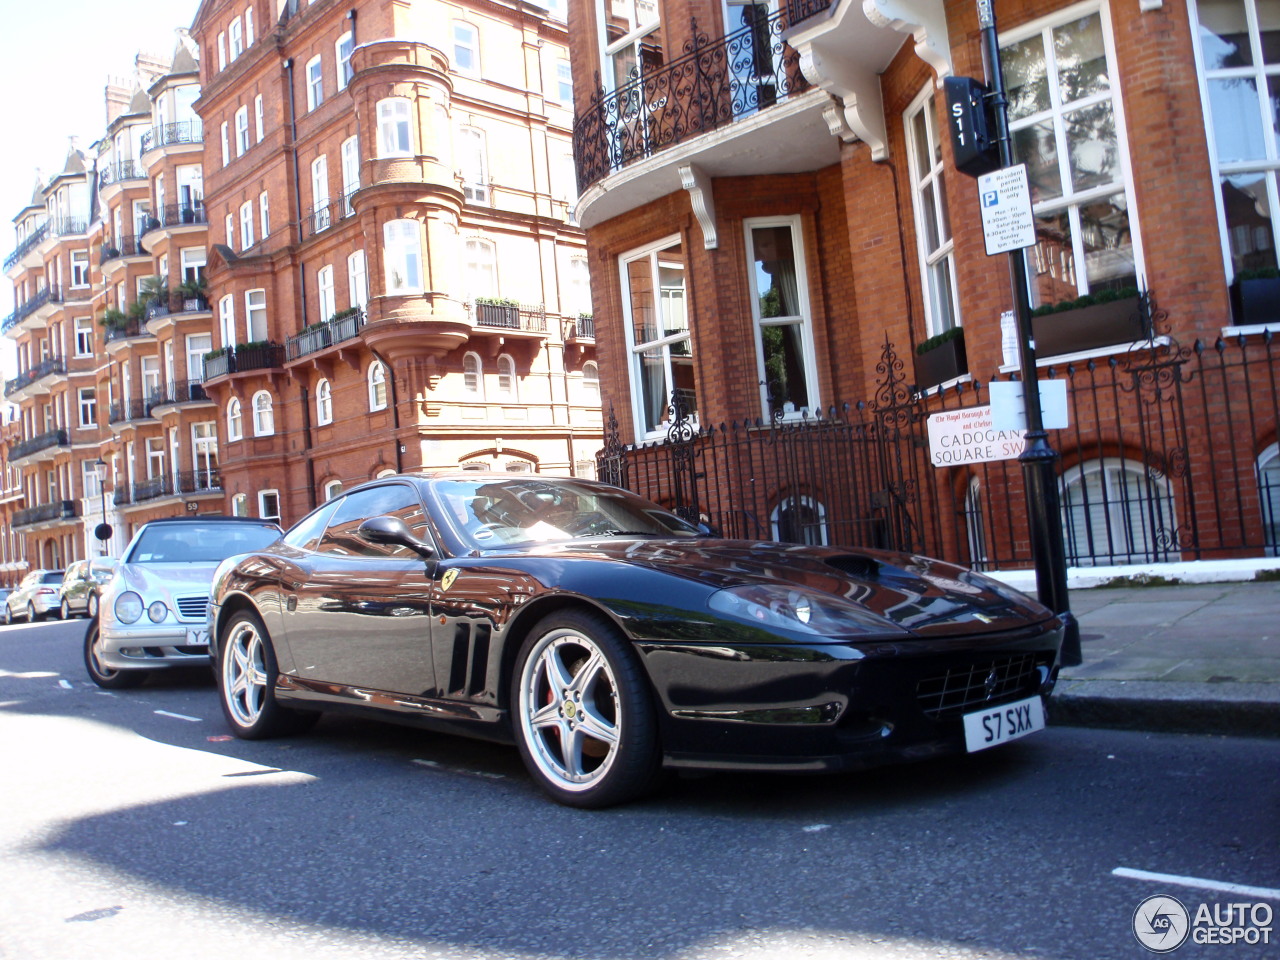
[978,164,1036,256]
[926,405,1027,467]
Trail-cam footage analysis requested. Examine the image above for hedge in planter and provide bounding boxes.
[913,327,967,390]
[1031,287,1146,357]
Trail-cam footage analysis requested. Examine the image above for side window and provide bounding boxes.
[281,499,341,552]
[317,484,429,558]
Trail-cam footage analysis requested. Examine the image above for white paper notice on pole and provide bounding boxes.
[989,379,1070,431]
[978,164,1036,256]
[926,405,1027,467]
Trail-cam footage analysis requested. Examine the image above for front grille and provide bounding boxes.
[175,595,209,620]
[915,653,1039,720]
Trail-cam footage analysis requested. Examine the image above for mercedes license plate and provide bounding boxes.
[186,628,210,646]
[963,695,1045,752]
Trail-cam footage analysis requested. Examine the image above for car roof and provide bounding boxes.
[136,515,280,525]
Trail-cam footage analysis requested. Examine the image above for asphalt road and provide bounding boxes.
[1,618,1276,960]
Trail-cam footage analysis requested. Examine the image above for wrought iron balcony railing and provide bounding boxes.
[108,396,160,425]
[285,308,366,361]
[50,218,88,239]
[140,120,204,154]
[202,342,285,380]
[573,12,811,193]
[3,357,65,399]
[0,287,58,335]
[157,379,211,406]
[13,500,78,528]
[104,319,153,344]
[98,159,147,188]
[100,235,148,265]
[146,295,210,321]
[10,429,69,462]
[784,0,834,24]
[4,222,48,271]
[474,301,548,333]
[565,315,596,340]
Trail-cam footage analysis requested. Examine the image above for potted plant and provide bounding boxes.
[177,275,208,311]
[913,326,967,391]
[99,307,127,330]
[475,296,521,328]
[1230,268,1280,327]
[1030,286,1145,358]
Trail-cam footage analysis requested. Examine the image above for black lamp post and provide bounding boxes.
[92,457,112,554]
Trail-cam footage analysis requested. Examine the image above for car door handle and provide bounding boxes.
[286,595,297,612]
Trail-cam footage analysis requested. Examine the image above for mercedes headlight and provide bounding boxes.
[115,591,143,624]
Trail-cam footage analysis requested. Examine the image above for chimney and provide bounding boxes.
[105,77,131,126]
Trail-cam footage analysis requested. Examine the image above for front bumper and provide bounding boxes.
[98,622,211,671]
[638,616,1065,773]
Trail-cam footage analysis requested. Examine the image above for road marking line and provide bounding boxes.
[1113,867,1280,900]
[154,709,202,722]
[58,679,72,689]
[412,758,505,780]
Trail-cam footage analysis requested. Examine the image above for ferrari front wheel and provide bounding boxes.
[513,610,661,808]
[218,610,317,739]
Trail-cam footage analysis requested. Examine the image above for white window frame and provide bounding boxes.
[258,489,281,521]
[1060,457,1178,566]
[458,126,489,205]
[245,289,267,341]
[770,494,830,546]
[347,249,368,308]
[453,22,479,75]
[582,360,600,403]
[245,5,254,45]
[368,361,388,410]
[77,388,96,429]
[496,353,516,399]
[235,106,250,156]
[596,0,659,94]
[556,59,573,103]
[743,215,818,420]
[463,352,484,397]
[318,265,335,321]
[464,237,497,299]
[69,250,90,288]
[74,316,93,356]
[377,97,413,158]
[383,219,423,294]
[217,31,227,71]
[220,121,230,166]
[254,94,264,141]
[336,31,354,90]
[904,85,961,338]
[229,16,244,60]
[311,154,330,233]
[239,200,255,250]
[219,294,236,347]
[252,390,274,436]
[324,480,344,500]
[259,190,270,239]
[341,135,359,215]
[227,398,243,441]
[1001,5,1145,305]
[306,54,324,111]
[316,378,333,425]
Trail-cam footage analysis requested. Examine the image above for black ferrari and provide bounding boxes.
[209,473,1066,807]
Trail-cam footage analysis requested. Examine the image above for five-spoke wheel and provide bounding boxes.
[513,610,660,808]
[218,609,316,739]
[83,618,146,689]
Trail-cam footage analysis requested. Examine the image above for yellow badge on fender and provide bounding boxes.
[440,568,459,592]
[973,612,995,623]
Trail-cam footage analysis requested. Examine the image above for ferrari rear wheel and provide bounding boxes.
[513,610,661,808]
[218,609,317,739]
[84,618,146,689]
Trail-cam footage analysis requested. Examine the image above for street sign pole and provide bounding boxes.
[977,0,1080,665]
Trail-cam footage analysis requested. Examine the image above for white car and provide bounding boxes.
[84,516,282,688]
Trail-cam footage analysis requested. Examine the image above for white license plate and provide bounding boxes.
[963,695,1045,752]
[186,628,210,646]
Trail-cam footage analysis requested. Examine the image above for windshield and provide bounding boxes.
[41,572,64,584]
[127,522,281,563]
[431,478,701,550]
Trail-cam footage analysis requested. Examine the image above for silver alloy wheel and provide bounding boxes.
[27,603,37,622]
[60,599,70,620]
[518,629,622,793]
[88,627,116,680]
[87,594,98,618]
[223,619,268,728]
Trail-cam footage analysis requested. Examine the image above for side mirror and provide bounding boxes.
[357,515,436,560]
[89,557,118,579]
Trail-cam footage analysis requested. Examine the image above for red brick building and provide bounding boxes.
[189,0,597,524]
[566,0,1280,568]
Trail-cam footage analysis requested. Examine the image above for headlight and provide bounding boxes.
[707,583,904,637]
[147,601,168,623]
[115,592,143,624]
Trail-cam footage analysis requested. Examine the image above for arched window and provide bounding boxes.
[227,397,243,441]
[376,97,413,158]
[368,361,388,410]
[324,479,343,500]
[463,352,483,397]
[771,495,828,545]
[1259,443,1280,556]
[582,361,599,402]
[1060,458,1178,566]
[457,126,488,203]
[316,378,332,425]
[232,492,249,516]
[383,219,423,294]
[219,294,236,347]
[252,390,274,436]
[496,354,516,399]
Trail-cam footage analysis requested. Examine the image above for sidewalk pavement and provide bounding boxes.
[1046,579,1280,738]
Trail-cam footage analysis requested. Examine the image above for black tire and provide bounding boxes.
[59,598,71,620]
[87,594,99,619]
[217,608,317,739]
[511,609,662,809]
[84,618,147,689]
[1,604,10,626]
[27,602,38,623]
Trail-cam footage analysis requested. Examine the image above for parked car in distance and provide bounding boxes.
[208,473,1067,808]
[2,569,66,624]
[58,559,112,620]
[84,516,283,689]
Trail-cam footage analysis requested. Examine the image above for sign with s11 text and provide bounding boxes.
[978,164,1036,256]
[926,405,1027,467]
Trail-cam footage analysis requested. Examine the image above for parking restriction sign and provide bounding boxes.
[978,164,1036,255]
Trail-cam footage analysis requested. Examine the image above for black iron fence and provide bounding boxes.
[9,429,69,463]
[573,12,811,192]
[140,121,203,154]
[285,309,365,361]
[3,357,65,399]
[119,469,223,507]
[601,321,1280,570]
[13,500,78,528]
[474,301,547,333]
[100,234,148,264]
[202,342,285,380]
[3,222,48,271]
[98,159,146,188]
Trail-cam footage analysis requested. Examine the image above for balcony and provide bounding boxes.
[12,500,78,529]
[202,342,285,381]
[785,0,834,22]
[142,201,207,238]
[48,218,89,240]
[108,396,161,426]
[9,429,69,464]
[104,319,155,349]
[100,234,149,266]
[286,309,366,362]
[564,315,595,341]
[1,286,60,336]
[473,301,547,334]
[299,191,358,243]
[140,121,203,155]
[152,378,211,409]
[125,469,223,506]
[145,295,211,334]
[98,159,147,190]
[4,222,48,272]
[3,356,66,401]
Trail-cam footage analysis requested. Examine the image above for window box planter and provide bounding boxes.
[475,301,520,329]
[913,328,967,391]
[1031,295,1146,358]
[1230,276,1280,327]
